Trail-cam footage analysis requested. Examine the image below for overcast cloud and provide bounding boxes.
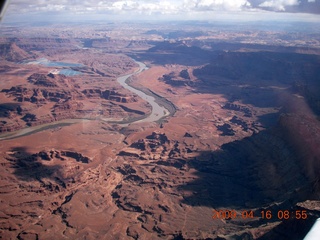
[3,0,320,22]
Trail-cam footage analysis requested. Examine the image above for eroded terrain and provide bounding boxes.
[0,22,320,239]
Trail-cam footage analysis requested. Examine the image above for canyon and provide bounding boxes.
[0,21,320,239]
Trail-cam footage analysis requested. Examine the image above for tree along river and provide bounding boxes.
[0,60,171,140]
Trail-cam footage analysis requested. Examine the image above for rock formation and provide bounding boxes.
[120,131,189,160]
[0,43,31,62]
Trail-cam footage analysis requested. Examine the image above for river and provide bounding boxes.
[0,59,170,140]
[117,60,170,124]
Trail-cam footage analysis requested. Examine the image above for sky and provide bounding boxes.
[2,0,320,23]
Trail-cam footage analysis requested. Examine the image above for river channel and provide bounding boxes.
[0,59,171,140]
[117,61,170,124]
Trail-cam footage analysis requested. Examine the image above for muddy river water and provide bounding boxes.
[117,60,169,123]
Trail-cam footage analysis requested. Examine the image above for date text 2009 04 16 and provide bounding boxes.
[212,209,308,220]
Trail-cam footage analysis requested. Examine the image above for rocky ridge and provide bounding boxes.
[0,43,31,62]
[119,131,190,160]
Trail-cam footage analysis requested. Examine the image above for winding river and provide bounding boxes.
[117,61,170,124]
[0,60,171,140]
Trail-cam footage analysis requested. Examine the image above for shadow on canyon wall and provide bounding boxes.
[0,103,22,117]
[179,128,313,210]
[256,215,317,240]
[191,50,320,115]
[130,41,216,66]
[8,147,63,183]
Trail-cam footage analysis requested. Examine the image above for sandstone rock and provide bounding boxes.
[222,102,252,117]
[118,149,141,158]
[217,123,235,136]
[183,132,192,138]
[126,226,139,239]
[28,73,58,87]
[0,43,31,62]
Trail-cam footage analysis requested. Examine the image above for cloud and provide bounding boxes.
[124,0,252,14]
[259,0,300,11]
[6,0,252,16]
[4,0,320,22]
[193,0,251,11]
[113,1,138,9]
